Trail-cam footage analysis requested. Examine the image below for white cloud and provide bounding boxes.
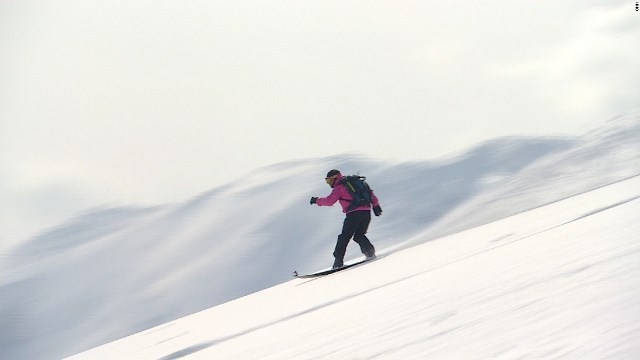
[1,0,638,245]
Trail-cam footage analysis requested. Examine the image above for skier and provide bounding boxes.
[310,169,383,269]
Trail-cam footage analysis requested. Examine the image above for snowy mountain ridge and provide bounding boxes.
[73,170,640,359]
[2,114,639,359]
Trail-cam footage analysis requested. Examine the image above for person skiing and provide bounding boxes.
[310,169,383,269]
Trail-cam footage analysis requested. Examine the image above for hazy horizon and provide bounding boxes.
[2,0,638,247]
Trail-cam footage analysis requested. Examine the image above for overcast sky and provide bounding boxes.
[1,0,638,248]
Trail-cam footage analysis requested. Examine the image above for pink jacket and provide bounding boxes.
[315,175,380,213]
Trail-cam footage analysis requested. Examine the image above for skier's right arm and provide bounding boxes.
[315,187,341,206]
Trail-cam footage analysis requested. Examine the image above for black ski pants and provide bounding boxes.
[333,210,375,266]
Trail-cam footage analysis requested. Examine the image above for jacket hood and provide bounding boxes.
[330,174,344,188]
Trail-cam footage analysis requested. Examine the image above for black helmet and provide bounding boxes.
[325,169,341,187]
[326,169,341,178]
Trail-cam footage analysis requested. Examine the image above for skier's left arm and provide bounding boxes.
[371,189,383,216]
[370,190,380,208]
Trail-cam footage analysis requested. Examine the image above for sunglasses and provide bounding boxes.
[325,175,338,184]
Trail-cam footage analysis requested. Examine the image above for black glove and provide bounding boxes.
[373,205,383,216]
[310,197,318,205]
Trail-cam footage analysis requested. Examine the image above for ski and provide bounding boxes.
[293,257,376,278]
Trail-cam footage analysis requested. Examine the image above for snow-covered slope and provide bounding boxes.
[2,115,639,359]
[71,171,640,359]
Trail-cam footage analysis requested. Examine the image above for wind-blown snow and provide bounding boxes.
[72,168,640,359]
[1,114,639,359]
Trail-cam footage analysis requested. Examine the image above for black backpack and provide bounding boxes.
[340,175,373,211]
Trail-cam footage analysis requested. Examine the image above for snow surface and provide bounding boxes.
[71,168,640,359]
[1,114,639,359]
